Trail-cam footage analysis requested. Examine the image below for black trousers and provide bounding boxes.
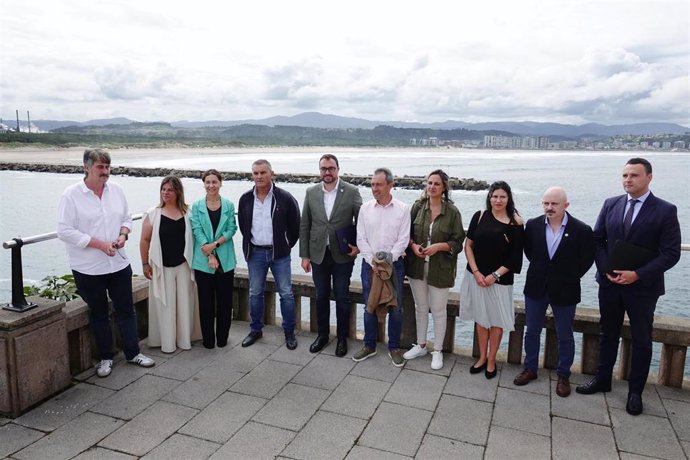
[194,269,234,348]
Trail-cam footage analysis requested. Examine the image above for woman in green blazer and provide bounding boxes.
[404,169,465,370]
[190,169,238,348]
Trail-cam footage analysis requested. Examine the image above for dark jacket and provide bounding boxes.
[523,212,595,305]
[238,184,300,260]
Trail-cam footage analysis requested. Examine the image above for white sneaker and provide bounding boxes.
[96,359,113,378]
[431,351,443,370]
[403,343,428,360]
[127,353,155,368]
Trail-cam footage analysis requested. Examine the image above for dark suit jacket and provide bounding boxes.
[523,212,595,305]
[593,192,681,296]
[299,180,362,265]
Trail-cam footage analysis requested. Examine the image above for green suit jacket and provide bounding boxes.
[190,196,237,274]
[299,180,362,265]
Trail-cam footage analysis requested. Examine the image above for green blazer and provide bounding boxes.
[299,180,362,265]
[405,199,465,288]
[190,196,237,274]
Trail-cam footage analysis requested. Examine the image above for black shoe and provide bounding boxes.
[286,334,298,350]
[469,361,487,374]
[575,377,612,395]
[626,393,643,416]
[485,367,497,379]
[335,339,348,357]
[241,331,262,348]
[309,335,329,353]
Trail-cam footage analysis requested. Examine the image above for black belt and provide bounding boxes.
[251,244,273,250]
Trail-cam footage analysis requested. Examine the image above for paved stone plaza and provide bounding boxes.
[1,321,688,459]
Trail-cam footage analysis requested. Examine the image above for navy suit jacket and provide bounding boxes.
[523,212,595,305]
[593,192,681,296]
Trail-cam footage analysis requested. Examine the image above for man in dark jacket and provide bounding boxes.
[238,159,301,350]
[513,186,594,397]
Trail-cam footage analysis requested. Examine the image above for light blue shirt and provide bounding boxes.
[545,212,569,260]
[624,190,651,224]
[251,184,274,246]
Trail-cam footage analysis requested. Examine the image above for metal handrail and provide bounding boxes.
[2,215,689,312]
[2,213,143,312]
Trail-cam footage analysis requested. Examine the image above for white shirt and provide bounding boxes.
[624,190,651,224]
[544,212,568,260]
[322,179,339,220]
[251,184,274,246]
[357,197,411,265]
[57,180,133,275]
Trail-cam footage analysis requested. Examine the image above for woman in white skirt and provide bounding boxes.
[140,176,201,353]
[459,181,524,378]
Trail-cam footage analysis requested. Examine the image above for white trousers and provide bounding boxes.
[408,262,450,349]
[148,263,196,353]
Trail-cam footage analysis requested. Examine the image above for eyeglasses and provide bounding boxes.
[319,167,337,173]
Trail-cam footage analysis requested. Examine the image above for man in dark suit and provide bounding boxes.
[513,187,594,397]
[300,154,362,357]
[576,158,681,415]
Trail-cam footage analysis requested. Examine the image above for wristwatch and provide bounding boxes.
[492,271,501,281]
[215,241,220,248]
[119,232,128,241]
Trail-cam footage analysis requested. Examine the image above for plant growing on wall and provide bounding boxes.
[24,274,78,302]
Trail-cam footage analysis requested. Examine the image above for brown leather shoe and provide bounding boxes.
[513,368,537,386]
[556,375,571,397]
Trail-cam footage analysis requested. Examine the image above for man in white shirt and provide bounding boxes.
[57,149,154,378]
[353,168,410,367]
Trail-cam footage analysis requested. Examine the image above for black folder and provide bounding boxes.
[335,224,357,255]
[605,239,657,274]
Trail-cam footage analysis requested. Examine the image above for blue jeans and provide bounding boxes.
[312,249,354,339]
[72,265,140,361]
[247,248,296,335]
[524,294,576,378]
[361,259,403,350]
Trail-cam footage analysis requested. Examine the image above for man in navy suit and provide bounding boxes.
[576,158,681,415]
[513,187,594,397]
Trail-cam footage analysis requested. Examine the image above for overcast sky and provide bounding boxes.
[1,0,688,125]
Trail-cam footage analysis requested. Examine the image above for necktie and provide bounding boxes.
[623,199,639,238]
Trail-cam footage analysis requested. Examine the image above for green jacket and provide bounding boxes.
[405,199,465,288]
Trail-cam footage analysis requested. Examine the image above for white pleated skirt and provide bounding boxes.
[458,273,515,331]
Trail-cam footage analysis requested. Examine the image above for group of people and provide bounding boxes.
[57,150,680,417]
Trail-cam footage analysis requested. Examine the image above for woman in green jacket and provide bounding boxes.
[404,169,465,369]
[190,169,238,349]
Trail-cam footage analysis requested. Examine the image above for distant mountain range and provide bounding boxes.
[25,112,690,138]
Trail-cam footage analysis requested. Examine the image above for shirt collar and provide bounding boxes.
[253,183,274,199]
[322,178,340,193]
[544,212,569,227]
[627,190,651,204]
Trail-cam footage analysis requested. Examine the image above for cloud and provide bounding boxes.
[95,62,176,100]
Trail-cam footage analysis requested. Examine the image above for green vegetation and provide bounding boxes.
[24,274,78,302]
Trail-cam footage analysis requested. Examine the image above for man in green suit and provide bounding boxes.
[300,154,363,357]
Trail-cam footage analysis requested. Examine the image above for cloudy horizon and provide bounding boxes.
[1,0,688,126]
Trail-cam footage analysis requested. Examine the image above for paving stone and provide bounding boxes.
[209,421,295,460]
[14,383,114,432]
[359,402,433,457]
[661,398,690,441]
[655,384,690,404]
[0,417,8,426]
[552,388,610,426]
[492,386,550,436]
[230,359,302,399]
[322,375,391,420]
[214,341,279,373]
[162,363,245,410]
[611,407,685,460]
[344,446,412,459]
[87,356,160,391]
[149,345,222,381]
[281,410,367,459]
[0,424,45,458]
[606,381,666,417]
[415,433,484,459]
[444,356,499,402]
[384,369,446,411]
[498,362,550,396]
[72,447,137,460]
[73,367,98,382]
[270,338,318,366]
[402,351,456,377]
[427,394,492,445]
[179,391,267,443]
[349,344,404,383]
[141,433,221,460]
[619,453,668,460]
[253,383,329,431]
[681,441,690,459]
[291,353,355,390]
[99,401,198,456]
[13,412,123,460]
[484,425,550,460]
[91,374,180,420]
[552,416,617,460]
